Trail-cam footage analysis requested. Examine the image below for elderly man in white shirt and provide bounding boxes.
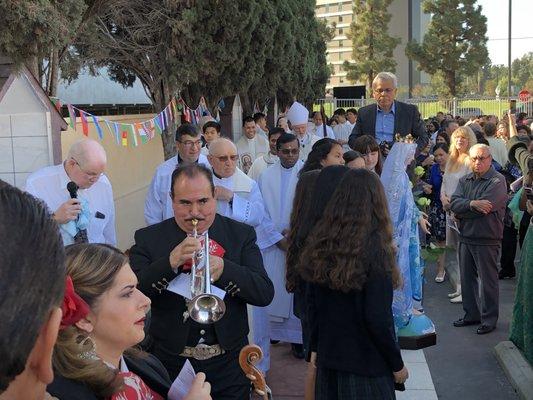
[25,138,116,245]
[144,123,210,225]
[208,137,284,373]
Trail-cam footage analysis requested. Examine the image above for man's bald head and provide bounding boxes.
[65,139,107,189]
[208,138,237,156]
[67,139,107,166]
[207,138,239,178]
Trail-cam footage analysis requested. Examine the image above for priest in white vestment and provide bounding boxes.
[247,127,283,181]
[208,138,283,372]
[144,124,210,225]
[286,102,320,163]
[236,116,269,174]
[257,133,304,353]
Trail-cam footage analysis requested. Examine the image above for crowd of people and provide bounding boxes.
[1,71,532,400]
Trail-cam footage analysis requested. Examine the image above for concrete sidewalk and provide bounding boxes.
[264,345,437,399]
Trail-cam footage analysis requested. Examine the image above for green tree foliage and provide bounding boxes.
[65,0,329,158]
[406,0,489,97]
[342,0,401,90]
[0,0,106,95]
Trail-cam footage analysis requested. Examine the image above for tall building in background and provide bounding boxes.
[315,0,430,97]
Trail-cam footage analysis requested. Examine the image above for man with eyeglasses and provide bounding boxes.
[450,144,507,335]
[207,137,284,372]
[25,138,116,245]
[257,133,305,359]
[144,123,209,225]
[348,72,427,152]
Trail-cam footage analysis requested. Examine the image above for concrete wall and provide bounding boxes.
[0,74,54,187]
[60,114,164,251]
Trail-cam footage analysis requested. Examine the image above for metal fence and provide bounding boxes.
[314,96,533,120]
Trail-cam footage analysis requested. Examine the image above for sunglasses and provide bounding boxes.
[214,155,239,162]
[280,149,299,155]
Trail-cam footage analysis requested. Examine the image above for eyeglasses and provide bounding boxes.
[214,155,239,162]
[71,157,103,179]
[178,140,203,148]
[280,148,299,155]
[471,155,491,162]
[373,88,395,94]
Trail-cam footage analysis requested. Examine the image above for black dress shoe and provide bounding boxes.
[453,318,481,327]
[477,325,496,335]
[270,339,280,344]
[498,270,516,279]
[291,343,304,359]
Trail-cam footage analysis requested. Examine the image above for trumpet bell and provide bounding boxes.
[188,294,226,324]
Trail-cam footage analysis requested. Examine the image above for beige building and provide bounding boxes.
[316,0,430,95]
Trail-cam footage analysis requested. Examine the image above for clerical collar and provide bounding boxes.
[177,154,199,165]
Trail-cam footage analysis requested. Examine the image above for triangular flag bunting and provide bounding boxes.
[79,110,89,136]
[91,115,104,140]
[67,104,76,130]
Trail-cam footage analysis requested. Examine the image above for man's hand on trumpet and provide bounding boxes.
[169,236,202,270]
[208,255,224,283]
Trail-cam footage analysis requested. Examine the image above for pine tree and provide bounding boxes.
[405,0,489,97]
[343,0,401,91]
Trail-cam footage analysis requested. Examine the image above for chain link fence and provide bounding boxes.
[314,96,533,120]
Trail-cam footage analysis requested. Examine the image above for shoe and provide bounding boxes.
[291,343,304,359]
[435,271,446,283]
[448,291,461,298]
[270,340,280,345]
[450,295,462,303]
[453,318,481,327]
[498,270,516,280]
[477,325,496,335]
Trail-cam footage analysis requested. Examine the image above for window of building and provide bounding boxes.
[339,16,343,22]
[338,2,342,11]
[338,28,343,34]
[339,40,343,47]
[325,4,329,12]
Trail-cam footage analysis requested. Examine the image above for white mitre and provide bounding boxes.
[287,101,309,126]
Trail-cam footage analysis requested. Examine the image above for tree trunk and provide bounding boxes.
[48,49,60,97]
[26,53,39,81]
[445,70,456,97]
[151,81,177,161]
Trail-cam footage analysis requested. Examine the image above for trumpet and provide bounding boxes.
[187,219,226,324]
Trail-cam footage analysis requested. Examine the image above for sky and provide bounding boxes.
[477,0,532,65]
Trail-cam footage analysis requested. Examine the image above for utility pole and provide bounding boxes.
[508,0,512,97]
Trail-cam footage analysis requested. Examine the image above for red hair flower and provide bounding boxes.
[60,276,90,330]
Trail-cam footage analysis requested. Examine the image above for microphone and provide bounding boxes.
[67,181,79,199]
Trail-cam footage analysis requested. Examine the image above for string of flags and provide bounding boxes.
[58,95,222,148]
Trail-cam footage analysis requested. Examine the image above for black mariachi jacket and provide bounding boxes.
[129,214,274,358]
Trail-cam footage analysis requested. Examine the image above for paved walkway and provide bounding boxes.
[260,260,519,399]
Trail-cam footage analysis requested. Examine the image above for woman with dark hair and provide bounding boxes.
[351,135,383,175]
[423,143,449,282]
[300,138,344,175]
[343,150,366,169]
[300,169,407,400]
[48,243,211,400]
[435,131,450,146]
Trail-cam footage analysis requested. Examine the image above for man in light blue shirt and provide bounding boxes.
[376,100,396,144]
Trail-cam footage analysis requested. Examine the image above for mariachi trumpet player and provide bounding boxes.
[130,163,274,400]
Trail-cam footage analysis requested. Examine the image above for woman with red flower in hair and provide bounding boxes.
[48,243,211,400]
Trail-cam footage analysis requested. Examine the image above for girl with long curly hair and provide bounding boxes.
[299,169,406,400]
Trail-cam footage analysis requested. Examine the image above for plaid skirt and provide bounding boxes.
[315,367,396,400]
